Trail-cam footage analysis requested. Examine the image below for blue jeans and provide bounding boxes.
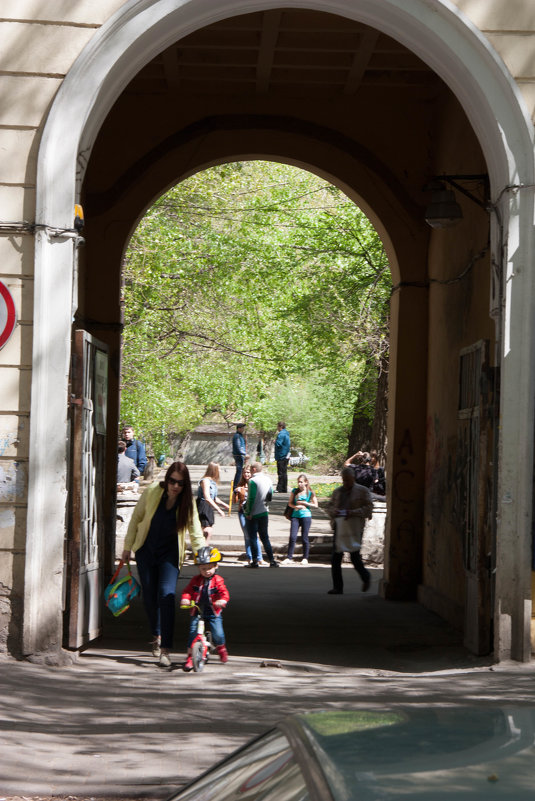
[288,516,311,559]
[188,610,225,646]
[246,515,275,563]
[238,509,264,561]
[135,546,179,649]
[233,455,244,488]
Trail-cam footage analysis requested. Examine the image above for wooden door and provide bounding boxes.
[64,330,108,649]
[458,340,494,655]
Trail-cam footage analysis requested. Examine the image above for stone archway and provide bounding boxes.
[25,0,535,662]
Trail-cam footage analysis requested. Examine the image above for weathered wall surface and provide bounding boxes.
[421,91,494,635]
[0,1,124,653]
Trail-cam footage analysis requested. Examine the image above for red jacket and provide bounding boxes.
[180,573,229,616]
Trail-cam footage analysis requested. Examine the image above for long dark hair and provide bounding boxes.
[160,461,194,530]
[237,463,252,488]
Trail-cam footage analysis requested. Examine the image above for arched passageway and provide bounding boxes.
[27,0,535,665]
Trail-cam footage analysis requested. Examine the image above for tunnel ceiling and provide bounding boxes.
[84,6,471,241]
[124,9,441,97]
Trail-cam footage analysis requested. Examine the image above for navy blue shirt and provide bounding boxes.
[144,493,179,560]
[124,438,147,473]
[232,431,246,457]
[274,428,290,460]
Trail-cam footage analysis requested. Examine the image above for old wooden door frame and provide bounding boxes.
[64,330,108,649]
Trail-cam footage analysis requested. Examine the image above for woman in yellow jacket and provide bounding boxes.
[122,461,204,667]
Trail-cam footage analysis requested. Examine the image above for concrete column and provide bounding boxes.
[381,282,428,600]
[23,231,74,657]
[493,191,535,662]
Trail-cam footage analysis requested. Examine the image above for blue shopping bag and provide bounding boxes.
[104,560,141,617]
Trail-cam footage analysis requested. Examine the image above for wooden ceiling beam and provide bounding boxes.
[256,9,282,93]
[344,30,380,94]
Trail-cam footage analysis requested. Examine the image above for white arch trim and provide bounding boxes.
[25,0,535,659]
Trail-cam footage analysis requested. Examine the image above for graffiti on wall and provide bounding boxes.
[391,428,420,575]
[0,462,26,503]
[0,433,17,457]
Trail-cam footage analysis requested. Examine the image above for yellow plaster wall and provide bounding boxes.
[453,0,535,119]
[0,0,124,652]
[1,0,125,24]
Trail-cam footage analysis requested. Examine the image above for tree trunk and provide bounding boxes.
[370,355,388,462]
[347,369,373,458]
[346,356,388,460]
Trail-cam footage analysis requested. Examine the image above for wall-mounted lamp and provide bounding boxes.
[424,174,489,229]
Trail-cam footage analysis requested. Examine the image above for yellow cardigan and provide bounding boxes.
[124,482,205,567]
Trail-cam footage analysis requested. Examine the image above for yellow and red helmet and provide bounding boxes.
[194,546,222,564]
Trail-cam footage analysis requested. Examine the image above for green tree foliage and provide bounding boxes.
[121,161,391,464]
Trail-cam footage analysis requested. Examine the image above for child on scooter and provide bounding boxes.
[180,545,230,671]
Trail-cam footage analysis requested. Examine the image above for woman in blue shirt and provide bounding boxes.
[282,473,318,565]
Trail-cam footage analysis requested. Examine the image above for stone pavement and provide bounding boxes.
[2,559,535,799]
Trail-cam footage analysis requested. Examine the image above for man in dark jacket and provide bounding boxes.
[122,424,147,474]
[232,423,247,487]
[274,421,291,492]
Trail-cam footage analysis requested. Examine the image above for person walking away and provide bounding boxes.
[274,421,291,492]
[243,462,279,568]
[180,546,229,670]
[326,467,373,594]
[281,473,318,565]
[370,450,386,496]
[233,465,266,565]
[256,436,264,463]
[232,423,247,488]
[196,462,229,541]
[117,440,140,491]
[122,424,148,475]
[121,461,204,667]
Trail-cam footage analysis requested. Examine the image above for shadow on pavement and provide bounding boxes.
[103,564,490,673]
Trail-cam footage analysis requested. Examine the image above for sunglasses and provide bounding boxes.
[168,477,185,487]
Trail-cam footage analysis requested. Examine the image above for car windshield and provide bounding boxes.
[168,728,310,801]
[300,708,535,801]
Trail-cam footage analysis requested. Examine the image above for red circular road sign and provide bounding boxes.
[0,281,17,349]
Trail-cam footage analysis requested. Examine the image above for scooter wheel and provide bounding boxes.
[192,640,205,672]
